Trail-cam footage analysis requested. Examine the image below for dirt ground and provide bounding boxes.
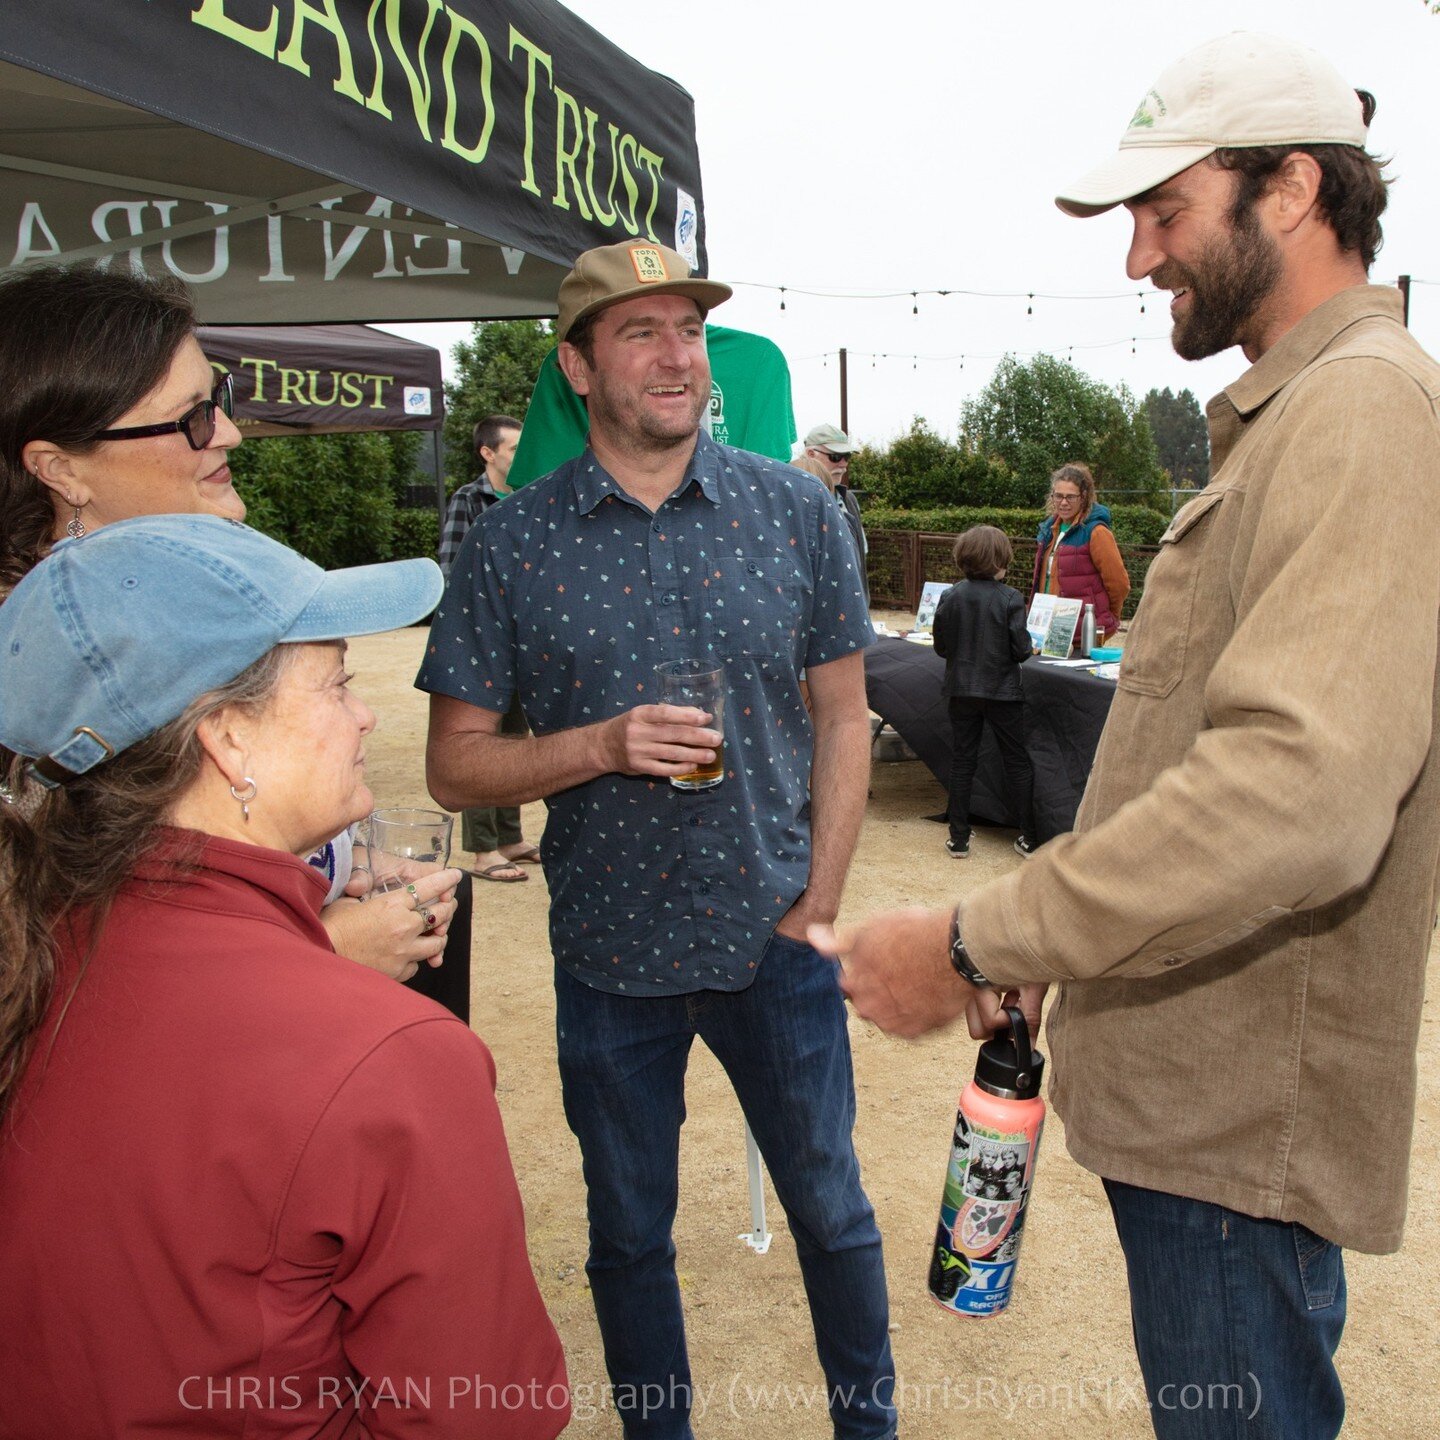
[357,619,1437,1439]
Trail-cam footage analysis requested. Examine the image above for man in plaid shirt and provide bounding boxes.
[438,414,521,577]
[439,415,537,883]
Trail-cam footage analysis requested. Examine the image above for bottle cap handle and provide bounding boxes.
[1001,1005,1034,1087]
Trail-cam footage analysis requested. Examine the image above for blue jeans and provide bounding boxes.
[555,933,896,1440]
[1104,1179,1346,1440]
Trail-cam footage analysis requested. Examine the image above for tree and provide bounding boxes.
[850,419,1025,508]
[442,318,555,480]
[1143,386,1210,488]
[959,353,1166,507]
[231,430,423,568]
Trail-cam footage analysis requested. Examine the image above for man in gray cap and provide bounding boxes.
[420,241,892,1440]
[820,33,1440,1440]
[804,421,869,602]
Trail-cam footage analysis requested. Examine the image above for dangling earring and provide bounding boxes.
[229,777,257,822]
[61,491,86,540]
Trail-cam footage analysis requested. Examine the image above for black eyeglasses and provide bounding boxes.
[820,450,849,463]
[93,374,235,451]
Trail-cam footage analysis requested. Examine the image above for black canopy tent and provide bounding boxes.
[3,0,710,521]
[197,322,448,510]
[198,323,444,437]
[0,0,711,321]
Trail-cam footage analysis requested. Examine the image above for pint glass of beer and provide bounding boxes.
[655,659,725,791]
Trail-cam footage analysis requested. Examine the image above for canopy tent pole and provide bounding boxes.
[739,1121,772,1255]
[433,430,447,540]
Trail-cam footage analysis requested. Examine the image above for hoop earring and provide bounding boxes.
[229,777,257,822]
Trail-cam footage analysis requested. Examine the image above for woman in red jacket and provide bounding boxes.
[1031,462,1131,643]
[0,518,568,1438]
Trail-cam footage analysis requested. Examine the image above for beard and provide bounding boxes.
[1159,200,1283,361]
[585,371,708,455]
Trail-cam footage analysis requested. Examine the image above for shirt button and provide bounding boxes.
[747,562,760,575]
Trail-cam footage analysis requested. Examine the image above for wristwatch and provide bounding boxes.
[948,906,991,988]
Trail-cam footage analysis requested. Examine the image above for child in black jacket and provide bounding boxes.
[930,526,1037,858]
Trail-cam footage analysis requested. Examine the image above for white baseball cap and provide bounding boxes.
[1056,32,1370,218]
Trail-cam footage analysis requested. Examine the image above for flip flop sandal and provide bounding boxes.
[504,845,542,865]
[474,862,529,883]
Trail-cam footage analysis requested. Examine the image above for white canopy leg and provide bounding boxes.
[739,1120,772,1255]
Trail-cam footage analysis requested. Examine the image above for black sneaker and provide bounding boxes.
[1014,834,1037,859]
[946,835,970,858]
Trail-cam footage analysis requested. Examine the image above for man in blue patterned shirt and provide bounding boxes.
[420,241,894,1440]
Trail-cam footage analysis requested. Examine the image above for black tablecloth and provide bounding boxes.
[863,637,1116,841]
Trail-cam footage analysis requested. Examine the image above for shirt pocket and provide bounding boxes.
[1118,488,1227,700]
[705,554,809,660]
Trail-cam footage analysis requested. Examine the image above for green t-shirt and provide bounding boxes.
[507,324,797,489]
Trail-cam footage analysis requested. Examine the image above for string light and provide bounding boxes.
[730,280,1162,303]
[793,330,1175,367]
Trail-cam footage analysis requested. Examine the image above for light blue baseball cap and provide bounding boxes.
[0,515,443,788]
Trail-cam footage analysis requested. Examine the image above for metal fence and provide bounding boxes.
[867,530,1160,620]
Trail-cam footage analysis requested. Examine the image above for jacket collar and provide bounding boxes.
[1215,285,1403,422]
[129,828,331,932]
[1206,285,1403,469]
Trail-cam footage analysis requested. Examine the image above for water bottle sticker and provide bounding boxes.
[929,1221,971,1303]
[959,1258,1017,1303]
[963,1138,1029,1202]
[954,1197,1017,1257]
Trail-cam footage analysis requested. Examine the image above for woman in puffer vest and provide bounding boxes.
[1031,461,1130,643]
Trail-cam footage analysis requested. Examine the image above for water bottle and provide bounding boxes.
[1077,602,1097,658]
[928,1007,1046,1317]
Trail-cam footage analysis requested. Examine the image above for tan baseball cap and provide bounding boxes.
[1056,32,1369,218]
[555,241,733,342]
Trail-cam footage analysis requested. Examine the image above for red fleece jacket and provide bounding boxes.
[0,831,567,1438]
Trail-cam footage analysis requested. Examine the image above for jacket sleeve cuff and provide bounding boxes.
[960,880,1067,988]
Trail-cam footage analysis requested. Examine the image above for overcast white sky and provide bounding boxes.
[383,0,1440,449]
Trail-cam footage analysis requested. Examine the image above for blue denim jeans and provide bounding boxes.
[555,933,896,1440]
[1104,1179,1346,1440]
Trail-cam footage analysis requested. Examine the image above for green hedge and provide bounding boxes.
[863,503,1167,546]
[230,431,428,569]
[391,507,439,561]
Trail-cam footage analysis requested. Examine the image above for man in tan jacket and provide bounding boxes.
[816,33,1440,1440]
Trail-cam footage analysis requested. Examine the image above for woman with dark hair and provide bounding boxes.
[0,264,459,990]
[0,517,567,1436]
[1031,462,1130,643]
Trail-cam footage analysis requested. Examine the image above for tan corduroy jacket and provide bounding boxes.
[964,286,1440,1252]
